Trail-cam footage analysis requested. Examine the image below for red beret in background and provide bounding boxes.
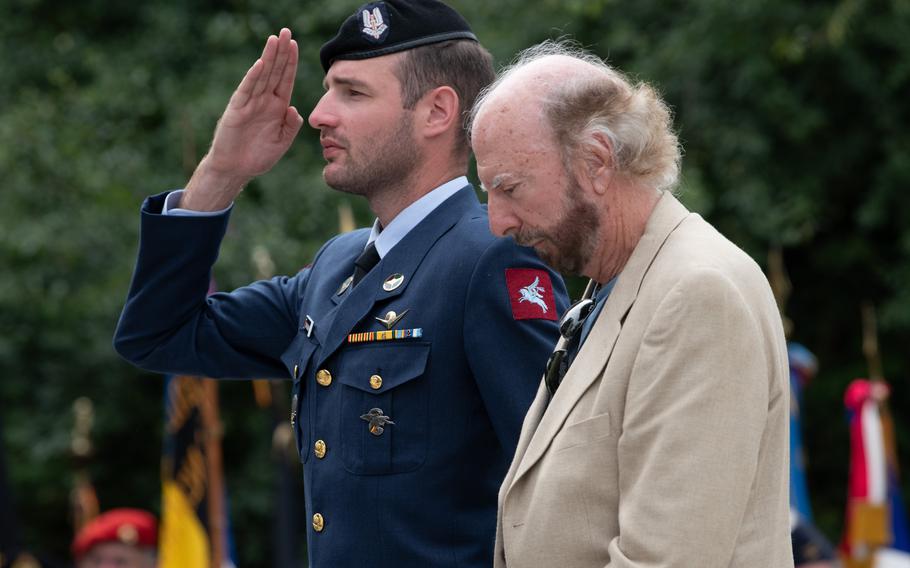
[71,508,157,560]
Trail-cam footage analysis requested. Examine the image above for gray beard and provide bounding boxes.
[515,178,600,275]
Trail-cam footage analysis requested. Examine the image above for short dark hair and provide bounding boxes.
[394,39,495,162]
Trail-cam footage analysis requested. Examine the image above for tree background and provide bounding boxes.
[1,0,908,565]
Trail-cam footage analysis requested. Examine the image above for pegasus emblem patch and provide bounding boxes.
[361,4,390,42]
[518,275,549,313]
[506,269,557,321]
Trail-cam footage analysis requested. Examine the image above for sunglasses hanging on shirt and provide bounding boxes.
[544,279,598,396]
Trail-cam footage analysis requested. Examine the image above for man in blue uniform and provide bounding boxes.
[113,1,567,566]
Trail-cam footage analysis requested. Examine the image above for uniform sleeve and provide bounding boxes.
[607,268,776,567]
[113,192,306,379]
[463,237,568,455]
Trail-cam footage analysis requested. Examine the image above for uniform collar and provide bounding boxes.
[367,176,468,258]
[317,184,480,361]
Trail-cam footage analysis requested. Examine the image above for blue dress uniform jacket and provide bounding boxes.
[114,185,568,567]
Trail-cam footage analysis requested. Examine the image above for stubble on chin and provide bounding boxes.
[322,112,420,197]
[322,157,373,196]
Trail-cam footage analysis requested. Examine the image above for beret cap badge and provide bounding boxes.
[116,523,139,545]
[361,3,391,43]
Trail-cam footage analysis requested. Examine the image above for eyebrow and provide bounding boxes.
[322,76,371,91]
[481,174,513,193]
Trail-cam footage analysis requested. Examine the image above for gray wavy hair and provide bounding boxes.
[469,40,681,192]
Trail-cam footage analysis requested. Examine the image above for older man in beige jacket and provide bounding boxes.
[470,41,793,567]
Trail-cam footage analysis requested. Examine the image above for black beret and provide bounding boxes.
[319,0,478,72]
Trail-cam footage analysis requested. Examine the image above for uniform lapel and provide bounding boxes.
[329,235,370,307]
[316,186,480,364]
[507,192,690,488]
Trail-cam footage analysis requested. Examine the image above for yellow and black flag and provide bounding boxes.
[160,375,235,568]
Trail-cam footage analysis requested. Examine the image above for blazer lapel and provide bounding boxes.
[316,186,480,363]
[507,192,690,488]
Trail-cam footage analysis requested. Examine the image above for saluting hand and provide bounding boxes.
[183,28,303,211]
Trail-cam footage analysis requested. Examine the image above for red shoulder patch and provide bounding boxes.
[505,268,558,321]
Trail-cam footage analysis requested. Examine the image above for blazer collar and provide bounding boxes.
[317,185,480,361]
[509,191,690,486]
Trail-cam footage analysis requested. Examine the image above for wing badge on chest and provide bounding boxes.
[375,308,409,330]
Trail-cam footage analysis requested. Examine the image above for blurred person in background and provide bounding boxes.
[71,509,157,568]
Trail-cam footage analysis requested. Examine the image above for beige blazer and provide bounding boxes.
[495,193,793,567]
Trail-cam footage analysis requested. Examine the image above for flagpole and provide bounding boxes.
[767,246,793,338]
[861,302,884,384]
[861,301,895,463]
[862,302,903,477]
[201,380,226,568]
[338,201,356,234]
[70,397,99,535]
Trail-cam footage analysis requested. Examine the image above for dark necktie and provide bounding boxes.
[351,241,380,287]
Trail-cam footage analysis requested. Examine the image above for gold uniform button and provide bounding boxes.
[316,369,332,387]
[293,364,298,377]
[312,513,325,532]
[369,374,383,390]
[314,440,327,459]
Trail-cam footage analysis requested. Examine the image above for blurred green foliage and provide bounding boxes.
[1,0,908,564]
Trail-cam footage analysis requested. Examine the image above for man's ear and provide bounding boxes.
[582,131,615,196]
[417,86,460,139]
